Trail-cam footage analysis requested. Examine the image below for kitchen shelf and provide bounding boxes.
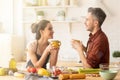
[23,20,82,24]
[23,5,79,9]
[22,0,82,36]
[51,20,81,23]
[22,3,81,23]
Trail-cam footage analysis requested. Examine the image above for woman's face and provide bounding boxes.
[42,23,54,39]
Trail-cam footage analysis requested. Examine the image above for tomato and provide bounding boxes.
[27,66,37,73]
[29,67,37,73]
[53,69,62,76]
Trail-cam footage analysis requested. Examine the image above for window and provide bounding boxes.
[0,0,13,33]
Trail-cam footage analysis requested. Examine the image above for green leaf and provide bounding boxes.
[112,51,120,57]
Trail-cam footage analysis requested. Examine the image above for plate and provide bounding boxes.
[51,76,58,79]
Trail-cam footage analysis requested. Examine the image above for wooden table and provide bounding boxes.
[1,61,119,80]
[0,71,120,80]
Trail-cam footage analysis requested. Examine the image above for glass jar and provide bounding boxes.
[42,0,48,6]
[61,0,69,6]
[26,0,37,6]
[47,0,60,6]
[37,0,42,6]
[70,0,78,6]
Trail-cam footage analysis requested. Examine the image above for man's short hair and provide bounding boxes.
[88,7,106,27]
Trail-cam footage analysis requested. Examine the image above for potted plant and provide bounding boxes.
[36,11,45,20]
[112,51,120,58]
[112,51,120,65]
[56,10,65,21]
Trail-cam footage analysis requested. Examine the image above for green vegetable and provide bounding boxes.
[112,51,120,57]
[36,11,44,16]
[78,68,100,74]
[57,10,65,16]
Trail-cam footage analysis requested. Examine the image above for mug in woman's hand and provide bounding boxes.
[50,40,61,48]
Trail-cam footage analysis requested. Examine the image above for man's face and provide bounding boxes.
[84,12,96,32]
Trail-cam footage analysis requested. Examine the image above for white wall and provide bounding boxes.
[102,0,120,62]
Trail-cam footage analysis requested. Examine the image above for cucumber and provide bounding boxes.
[78,68,100,74]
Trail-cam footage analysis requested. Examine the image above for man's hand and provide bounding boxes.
[71,39,91,68]
[71,39,83,51]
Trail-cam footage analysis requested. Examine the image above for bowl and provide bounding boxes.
[99,70,118,80]
[99,63,120,71]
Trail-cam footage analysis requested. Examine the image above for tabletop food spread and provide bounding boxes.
[0,61,120,80]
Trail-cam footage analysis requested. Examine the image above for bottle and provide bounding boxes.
[70,0,78,6]
[26,0,37,6]
[9,53,17,72]
[42,0,47,6]
[61,0,69,6]
[38,0,42,6]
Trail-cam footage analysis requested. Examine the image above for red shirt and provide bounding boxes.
[86,29,109,68]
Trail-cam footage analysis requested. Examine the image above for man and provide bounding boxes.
[71,7,109,68]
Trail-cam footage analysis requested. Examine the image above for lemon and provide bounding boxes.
[37,68,50,77]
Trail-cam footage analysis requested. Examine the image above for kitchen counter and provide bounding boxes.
[0,71,120,80]
[0,61,119,80]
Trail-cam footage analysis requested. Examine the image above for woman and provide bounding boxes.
[26,20,60,69]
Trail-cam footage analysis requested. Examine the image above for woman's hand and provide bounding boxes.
[45,44,60,55]
[49,43,60,55]
[48,44,60,67]
[50,47,60,55]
